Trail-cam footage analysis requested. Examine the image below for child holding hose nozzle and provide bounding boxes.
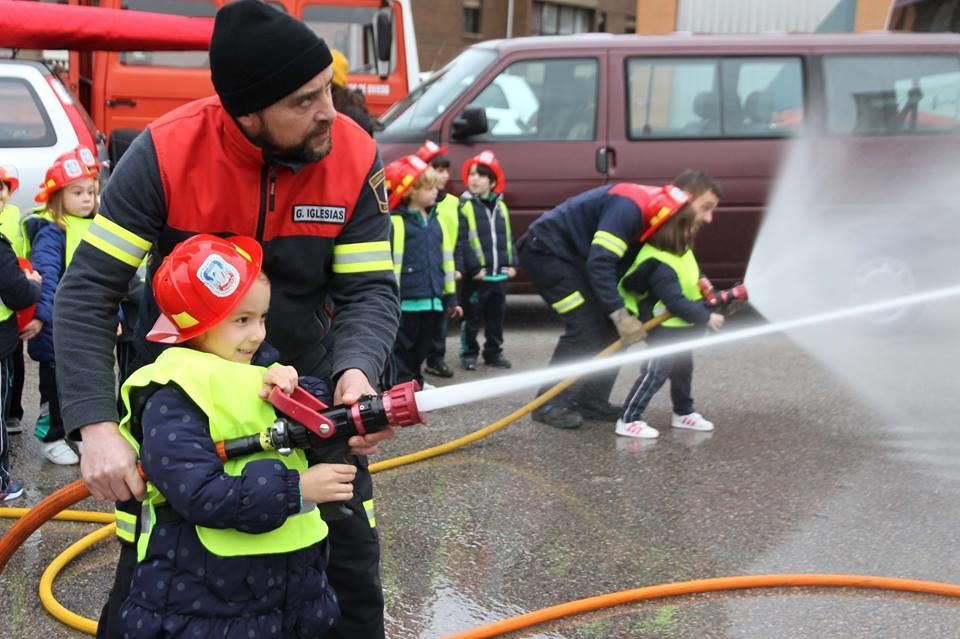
[115,234,350,638]
[614,194,736,439]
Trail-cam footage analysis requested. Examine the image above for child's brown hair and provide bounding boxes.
[647,204,698,256]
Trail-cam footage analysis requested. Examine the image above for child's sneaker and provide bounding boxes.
[615,419,659,439]
[5,417,21,434]
[671,412,715,432]
[461,357,478,371]
[0,479,24,502]
[40,439,80,465]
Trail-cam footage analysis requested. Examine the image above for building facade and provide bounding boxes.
[412,0,898,73]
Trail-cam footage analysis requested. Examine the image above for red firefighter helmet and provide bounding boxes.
[637,184,691,241]
[384,155,430,209]
[35,147,99,204]
[0,166,19,194]
[461,150,505,194]
[415,140,448,164]
[146,234,263,344]
[15,258,36,332]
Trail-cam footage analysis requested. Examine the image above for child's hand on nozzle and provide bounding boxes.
[299,463,357,504]
[259,365,299,399]
[707,313,725,331]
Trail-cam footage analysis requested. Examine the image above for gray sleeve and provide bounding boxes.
[54,131,167,437]
[329,154,400,388]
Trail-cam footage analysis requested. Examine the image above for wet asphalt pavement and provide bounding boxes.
[3,296,960,638]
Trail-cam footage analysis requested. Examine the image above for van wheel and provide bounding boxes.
[108,128,141,166]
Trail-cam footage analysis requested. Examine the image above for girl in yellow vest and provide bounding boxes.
[23,147,101,465]
[0,165,28,436]
[615,198,725,439]
[118,234,351,638]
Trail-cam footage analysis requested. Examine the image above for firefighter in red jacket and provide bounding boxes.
[53,2,399,638]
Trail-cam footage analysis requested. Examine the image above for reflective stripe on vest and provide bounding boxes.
[618,244,702,327]
[460,197,513,274]
[119,347,327,560]
[115,508,137,543]
[23,210,94,267]
[591,230,627,258]
[83,215,151,268]
[390,212,456,296]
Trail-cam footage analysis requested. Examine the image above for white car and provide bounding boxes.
[0,59,104,212]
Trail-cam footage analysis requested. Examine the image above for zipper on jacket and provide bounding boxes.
[268,166,277,212]
[256,164,269,241]
[486,199,499,275]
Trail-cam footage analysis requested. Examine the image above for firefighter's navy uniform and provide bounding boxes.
[54,96,399,639]
[516,183,651,417]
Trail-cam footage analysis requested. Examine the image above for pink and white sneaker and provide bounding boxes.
[671,412,715,432]
[615,419,660,439]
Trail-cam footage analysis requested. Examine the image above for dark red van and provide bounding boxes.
[376,32,960,286]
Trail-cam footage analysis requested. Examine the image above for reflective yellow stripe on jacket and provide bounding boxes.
[591,230,627,258]
[332,240,393,274]
[82,215,151,268]
[552,290,585,315]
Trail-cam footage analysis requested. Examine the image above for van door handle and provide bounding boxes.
[106,99,137,108]
[595,146,615,174]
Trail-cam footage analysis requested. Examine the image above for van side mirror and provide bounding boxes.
[452,105,488,140]
[373,2,393,79]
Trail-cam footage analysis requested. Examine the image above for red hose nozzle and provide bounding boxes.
[382,380,425,427]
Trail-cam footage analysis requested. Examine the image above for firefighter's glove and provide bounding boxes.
[609,308,647,345]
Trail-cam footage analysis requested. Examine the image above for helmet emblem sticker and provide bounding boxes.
[63,159,83,179]
[197,253,240,298]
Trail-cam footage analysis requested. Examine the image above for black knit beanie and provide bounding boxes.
[210,0,333,117]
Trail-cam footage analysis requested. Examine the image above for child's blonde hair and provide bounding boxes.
[403,167,440,203]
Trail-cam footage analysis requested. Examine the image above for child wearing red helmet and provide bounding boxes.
[457,150,515,371]
[117,234,348,638]
[22,147,100,465]
[415,140,461,379]
[385,155,462,388]
[615,185,725,439]
[0,192,42,499]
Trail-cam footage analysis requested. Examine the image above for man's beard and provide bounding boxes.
[249,121,332,163]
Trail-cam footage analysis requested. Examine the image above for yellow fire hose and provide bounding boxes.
[6,313,960,637]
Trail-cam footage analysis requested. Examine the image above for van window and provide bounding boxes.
[0,78,56,148]
[471,58,598,141]
[824,54,960,136]
[627,57,803,138]
[302,5,395,75]
[119,0,217,68]
[379,47,496,132]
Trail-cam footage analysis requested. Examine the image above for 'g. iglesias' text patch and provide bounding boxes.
[292,205,347,224]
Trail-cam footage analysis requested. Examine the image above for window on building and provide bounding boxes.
[463,0,482,35]
[467,57,598,140]
[626,56,804,139]
[532,2,594,35]
[824,54,960,135]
